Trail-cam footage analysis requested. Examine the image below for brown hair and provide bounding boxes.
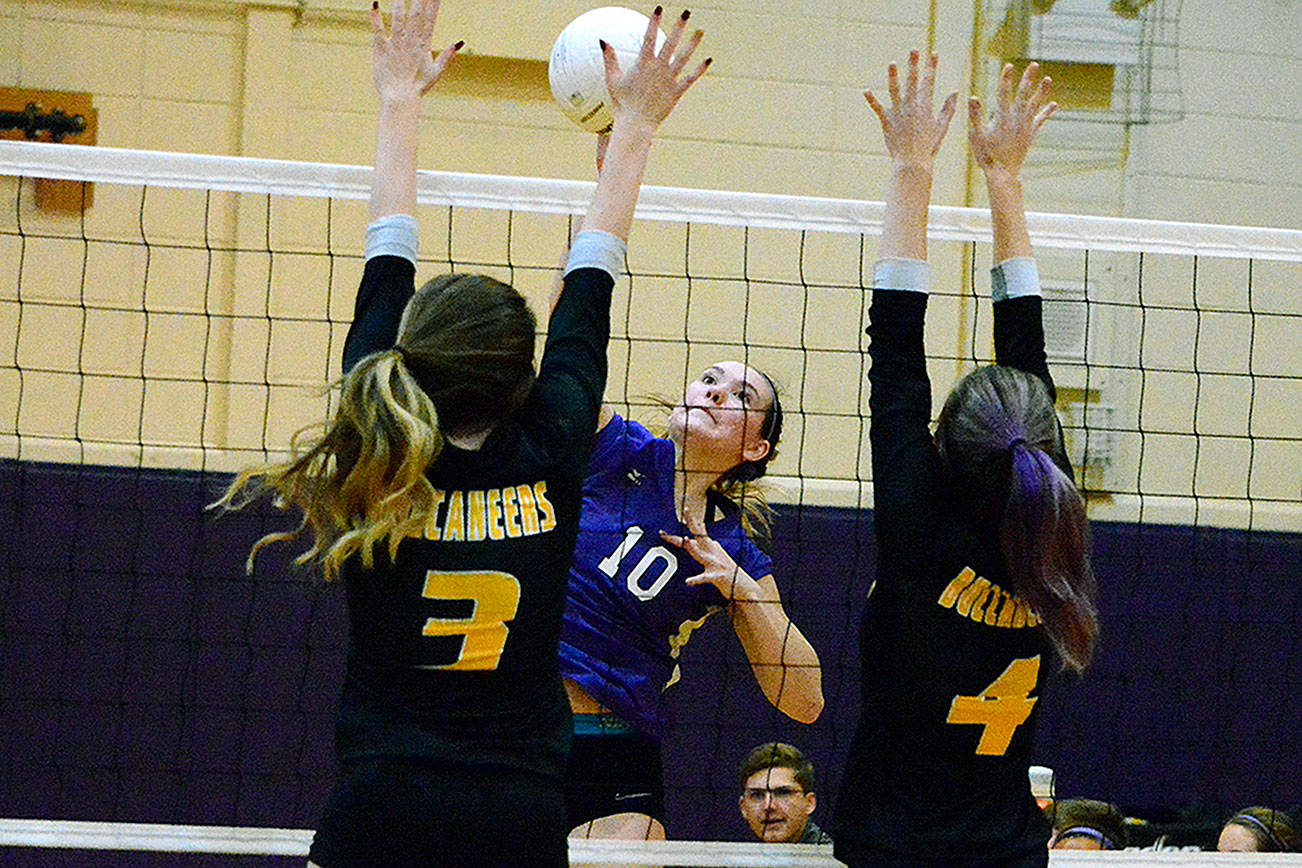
[935,365,1098,672]
[1224,807,1302,852]
[1048,798,1127,849]
[738,742,815,793]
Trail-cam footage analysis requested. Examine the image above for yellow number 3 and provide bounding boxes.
[420,571,521,671]
[946,655,1041,756]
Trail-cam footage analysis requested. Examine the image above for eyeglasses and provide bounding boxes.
[742,785,804,805]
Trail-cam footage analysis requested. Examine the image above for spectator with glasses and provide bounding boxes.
[738,743,833,844]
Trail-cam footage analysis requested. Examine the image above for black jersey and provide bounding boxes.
[833,290,1060,865]
[333,255,611,782]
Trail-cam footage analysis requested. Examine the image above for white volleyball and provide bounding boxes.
[548,7,665,133]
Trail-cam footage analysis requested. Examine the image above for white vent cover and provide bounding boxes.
[1042,281,1091,361]
[1062,400,1116,471]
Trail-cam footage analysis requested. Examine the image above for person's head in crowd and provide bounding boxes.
[1046,798,1126,850]
[738,743,819,843]
[1218,806,1302,852]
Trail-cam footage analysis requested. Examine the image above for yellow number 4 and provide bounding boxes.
[419,570,521,671]
[946,655,1040,756]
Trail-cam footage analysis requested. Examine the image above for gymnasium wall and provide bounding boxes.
[4,0,1300,515]
[2,458,1298,845]
[2,0,1299,848]
[6,0,1300,223]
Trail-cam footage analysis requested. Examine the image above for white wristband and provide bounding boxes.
[873,258,929,294]
[565,230,627,279]
[991,257,1040,301]
[365,214,419,265]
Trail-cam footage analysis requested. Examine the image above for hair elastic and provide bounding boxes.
[1232,813,1286,851]
[1007,436,1027,451]
[1055,826,1116,850]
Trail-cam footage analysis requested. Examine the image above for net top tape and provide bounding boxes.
[2,819,1300,864]
[5,140,1302,262]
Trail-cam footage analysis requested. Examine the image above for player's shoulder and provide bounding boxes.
[590,412,667,472]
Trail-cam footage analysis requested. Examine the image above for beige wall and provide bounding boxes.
[2,0,1299,528]
[7,0,1300,215]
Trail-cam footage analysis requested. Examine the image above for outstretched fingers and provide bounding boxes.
[1028,69,1054,117]
[1033,98,1058,133]
[969,62,1056,174]
[868,51,957,162]
[370,1,385,46]
[1016,61,1040,107]
[659,504,712,565]
[864,90,889,128]
[657,7,682,61]
[657,9,706,86]
[599,37,623,91]
[920,51,940,106]
[659,525,706,563]
[903,49,920,104]
[967,94,985,130]
[426,39,462,89]
[371,0,458,99]
[678,54,712,94]
[886,62,901,109]
[604,7,709,129]
[996,61,1015,111]
[672,27,705,73]
[415,0,439,33]
[389,0,407,30]
[937,90,959,137]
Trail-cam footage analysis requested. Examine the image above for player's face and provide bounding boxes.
[1217,823,1260,852]
[669,361,773,473]
[738,767,815,843]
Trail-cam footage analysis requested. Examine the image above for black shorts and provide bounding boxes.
[564,723,665,830]
[309,758,568,868]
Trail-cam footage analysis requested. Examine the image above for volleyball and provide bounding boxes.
[548,6,665,133]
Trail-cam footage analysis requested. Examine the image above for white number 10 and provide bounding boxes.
[597,526,678,601]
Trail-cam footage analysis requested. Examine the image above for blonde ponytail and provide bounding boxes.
[216,347,445,581]
[216,272,539,580]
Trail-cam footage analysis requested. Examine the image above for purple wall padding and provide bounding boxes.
[2,459,1299,857]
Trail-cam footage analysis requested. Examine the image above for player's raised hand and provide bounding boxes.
[601,7,711,131]
[968,61,1057,180]
[865,51,959,170]
[661,503,762,604]
[370,0,461,102]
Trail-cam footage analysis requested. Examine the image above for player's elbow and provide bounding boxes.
[778,682,824,724]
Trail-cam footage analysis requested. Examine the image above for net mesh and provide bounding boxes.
[2,140,1300,861]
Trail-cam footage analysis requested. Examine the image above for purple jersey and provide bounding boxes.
[559,413,774,738]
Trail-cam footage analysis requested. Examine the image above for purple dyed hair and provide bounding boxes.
[935,365,1098,672]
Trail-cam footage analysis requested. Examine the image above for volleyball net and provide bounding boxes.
[1,140,1299,863]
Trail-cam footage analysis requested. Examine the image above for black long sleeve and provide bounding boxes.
[994,295,1055,400]
[342,254,416,374]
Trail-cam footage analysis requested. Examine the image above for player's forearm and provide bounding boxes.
[579,118,656,242]
[731,597,824,723]
[985,168,1032,263]
[371,98,422,221]
[879,163,935,263]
